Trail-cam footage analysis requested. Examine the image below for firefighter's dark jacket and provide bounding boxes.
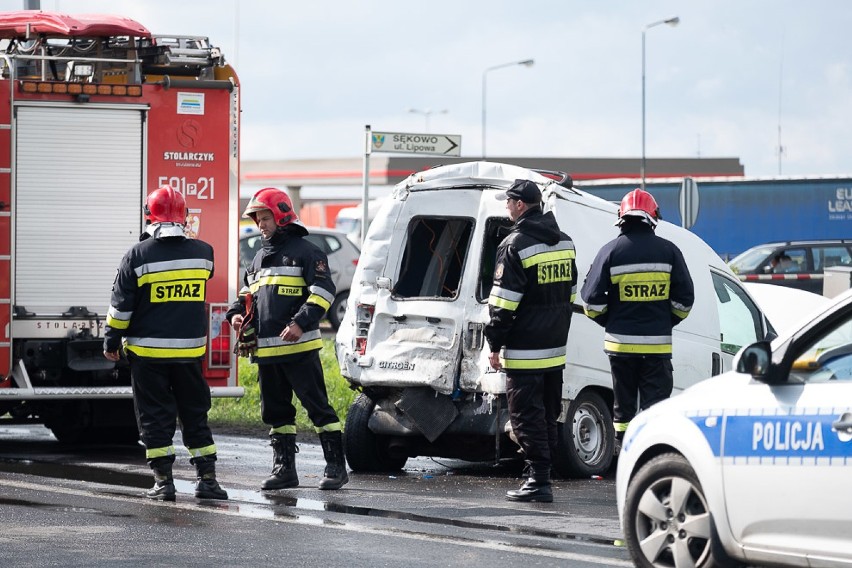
[581,220,694,357]
[226,225,335,363]
[104,226,214,361]
[485,208,577,374]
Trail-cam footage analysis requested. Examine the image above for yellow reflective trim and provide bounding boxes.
[249,275,306,294]
[672,307,690,319]
[146,445,176,459]
[537,258,573,284]
[488,295,519,311]
[150,280,205,303]
[314,422,343,433]
[270,424,297,435]
[502,354,566,370]
[125,345,206,358]
[614,422,630,433]
[187,444,217,458]
[307,294,331,312]
[613,272,672,302]
[520,249,575,269]
[604,341,672,355]
[256,338,323,358]
[106,315,130,329]
[611,271,670,284]
[584,307,606,318]
[138,268,211,286]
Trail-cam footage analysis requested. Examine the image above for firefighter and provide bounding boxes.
[485,179,577,503]
[103,185,227,501]
[581,188,695,447]
[226,187,348,491]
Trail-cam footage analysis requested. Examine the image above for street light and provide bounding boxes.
[407,107,448,132]
[481,59,534,158]
[641,16,679,190]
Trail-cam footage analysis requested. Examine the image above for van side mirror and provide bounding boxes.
[735,341,772,377]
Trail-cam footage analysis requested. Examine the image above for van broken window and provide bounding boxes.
[394,217,473,299]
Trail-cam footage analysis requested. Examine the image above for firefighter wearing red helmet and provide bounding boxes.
[226,187,348,491]
[103,185,227,501]
[580,188,694,448]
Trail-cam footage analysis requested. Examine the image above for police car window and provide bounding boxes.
[712,273,762,354]
[790,315,852,383]
[477,217,514,302]
[393,217,473,299]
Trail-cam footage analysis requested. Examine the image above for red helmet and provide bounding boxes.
[617,188,661,226]
[145,185,187,224]
[242,187,299,227]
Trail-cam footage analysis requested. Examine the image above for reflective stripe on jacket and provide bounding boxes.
[104,231,214,360]
[227,227,335,363]
[485,208,577,374]
[580,222,694,357]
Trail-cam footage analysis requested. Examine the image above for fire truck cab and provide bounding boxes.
[0,11,241,443]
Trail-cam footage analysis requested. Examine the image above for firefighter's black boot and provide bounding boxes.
[318,431,349,490]
[506,461,553,503]
[146,457,176,502]
[261,434,299,490]
[192,455,228,500]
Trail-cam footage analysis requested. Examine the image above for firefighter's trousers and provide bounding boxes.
[506,370,563,466]
[129,357,215,459]
[257,351,340,431]
[609,355,674,427]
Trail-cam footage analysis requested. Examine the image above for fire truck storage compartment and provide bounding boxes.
[14,104,143,316]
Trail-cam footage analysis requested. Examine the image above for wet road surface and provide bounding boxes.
[0,425,630,567]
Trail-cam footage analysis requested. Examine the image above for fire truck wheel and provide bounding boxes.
[552,390,615,478]
[344,393,407,472]
[327,292,349,330]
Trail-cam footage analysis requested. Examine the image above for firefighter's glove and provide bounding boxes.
[235,325,258,358]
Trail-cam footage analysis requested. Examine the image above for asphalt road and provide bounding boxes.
[0,425,631,567]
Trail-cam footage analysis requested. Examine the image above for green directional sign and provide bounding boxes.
[371,131,461,156]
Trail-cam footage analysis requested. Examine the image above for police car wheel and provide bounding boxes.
[344,393,407,472]
[553,390,614,478]
[624,452,723,568]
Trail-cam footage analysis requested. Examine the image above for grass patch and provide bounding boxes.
[209,338,357,433]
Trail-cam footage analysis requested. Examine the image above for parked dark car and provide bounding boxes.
[729,239,852,294]
[239,225,360,329]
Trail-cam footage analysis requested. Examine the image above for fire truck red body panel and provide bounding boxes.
[0,10,241,442]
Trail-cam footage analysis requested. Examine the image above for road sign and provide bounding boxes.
[679,176,700,229]
[371,131,461,156]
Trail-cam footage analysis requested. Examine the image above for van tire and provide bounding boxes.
[344,393,407,472]
[554,390,614,478]
[327,292,349,330]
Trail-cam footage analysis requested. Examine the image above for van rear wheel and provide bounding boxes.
[344,393,407,472]
[553,390,614,478]
[327,292,349,330]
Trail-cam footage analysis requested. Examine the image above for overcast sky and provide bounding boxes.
[7,0,852,178]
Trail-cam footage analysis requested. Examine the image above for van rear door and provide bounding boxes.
[359,189,487,395]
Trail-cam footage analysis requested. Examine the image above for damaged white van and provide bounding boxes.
[335,161,775,477]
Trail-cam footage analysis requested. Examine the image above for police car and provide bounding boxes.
[616,289,852,568]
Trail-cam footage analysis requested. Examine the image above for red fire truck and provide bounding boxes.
[0,11,241,443]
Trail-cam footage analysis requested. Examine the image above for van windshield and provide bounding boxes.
[394,217,473,299]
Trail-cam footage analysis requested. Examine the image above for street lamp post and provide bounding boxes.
[481,59,534,158]
[641,16,679,190]
[407,107,448,132]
